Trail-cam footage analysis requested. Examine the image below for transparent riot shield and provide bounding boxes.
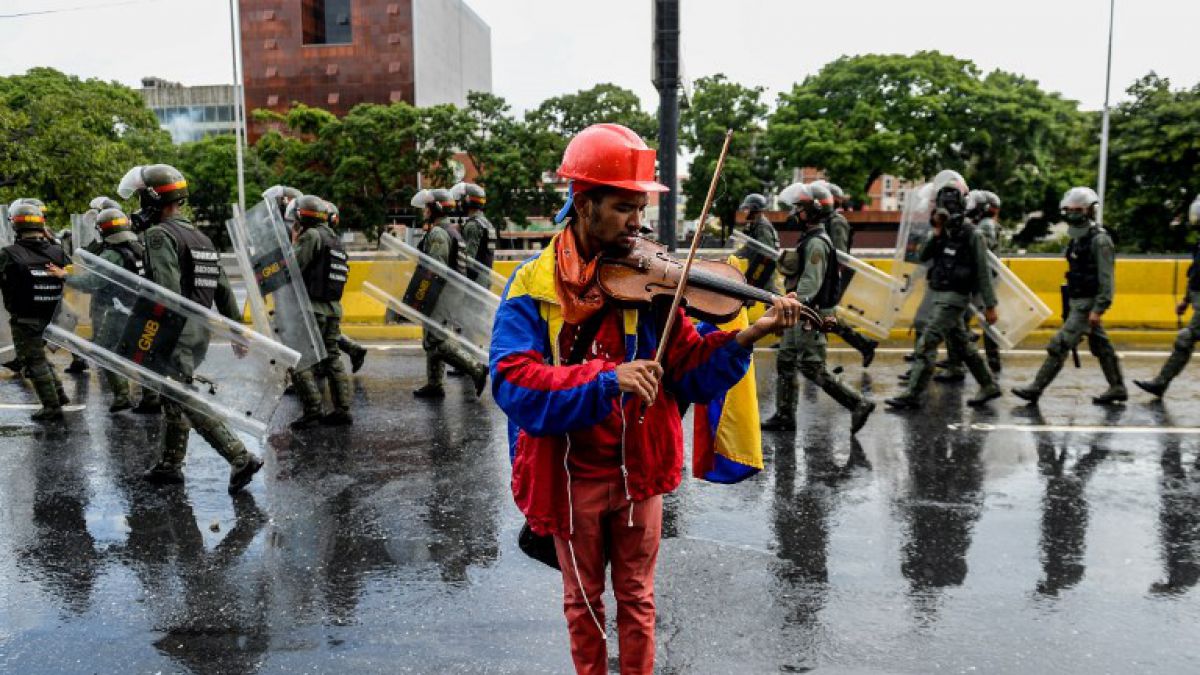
[728,230,901,340]
[0,205,14,247]
[968,253,1053,349]
[226,199,327,371]
[889,184,934,327]
[360,233,498,361]
[70,212,101,253]
[463,255,507,295]
[44,249,300,437]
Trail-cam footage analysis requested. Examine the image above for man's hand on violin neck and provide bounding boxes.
[737,294,810,347]
[616,360,664,406]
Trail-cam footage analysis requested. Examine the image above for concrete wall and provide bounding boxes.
[412,0,492,107]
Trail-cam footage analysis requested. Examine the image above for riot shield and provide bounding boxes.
[70,212,101,253]
[889,184,935,326]
[44,249,300,437]
[226,199,327,371]
[360,233,498,361]
[463,255,508,295]
[728,230,900,340]
[0,205,13,247]
[968,253,1053,349]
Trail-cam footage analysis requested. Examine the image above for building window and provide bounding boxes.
[302,0,352,45]
[217,105,233,122]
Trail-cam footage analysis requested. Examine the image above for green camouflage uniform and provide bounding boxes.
[1137,239,1200,394]
[64,235,139,408]
[461,211,496,287]
[144,216,254,473]
[893,224,999,404]
[942,214,1003,377]
[419,219,486,390]
[292,224,352,417]
[1018,222,1123,401]
[0,238,67,411]
[771,222,867,424]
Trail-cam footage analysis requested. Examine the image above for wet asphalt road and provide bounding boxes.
[1,344,1198,674]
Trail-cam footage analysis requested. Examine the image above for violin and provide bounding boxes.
[598,236,823,329]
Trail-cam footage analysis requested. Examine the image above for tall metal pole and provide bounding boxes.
[1096,0,1115,225]
[653,0,679,250]
[228,0,247,213]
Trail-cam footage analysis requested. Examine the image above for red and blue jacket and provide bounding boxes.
[489,238,753,538]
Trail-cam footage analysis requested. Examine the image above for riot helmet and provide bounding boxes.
[451,182,487,212]
[118,164,188,228]
[89,196,122,211]
[965,190,989,220]
[10,198,47,215]
[9,203,47,234]
[984,190,1002,215]
[826,182,846,208]
[411,188,456,218]
[739,193,768,213]
[777,182,818,227]
[265,185,303,214]
[1060,186,1099,225]
[931,169,968,215]
[806,182,836,220]
[293,195,330,229]
[325,201,340,228]
[96,208,133,238]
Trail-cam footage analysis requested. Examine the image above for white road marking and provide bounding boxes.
[948,422,1200,435]
[349,343,1173,357]
[0,403,86,411]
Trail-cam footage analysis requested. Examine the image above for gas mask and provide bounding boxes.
[932,188,966,232]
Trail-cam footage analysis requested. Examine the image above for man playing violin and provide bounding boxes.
[489,123,807,675]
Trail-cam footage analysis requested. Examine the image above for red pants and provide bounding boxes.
[554,480,663,675]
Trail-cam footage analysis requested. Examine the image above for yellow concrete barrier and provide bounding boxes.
[325,256,1192,344]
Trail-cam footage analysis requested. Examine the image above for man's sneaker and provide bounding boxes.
[884,396,920,410]
[760,413,796,431]
[1011,386,1042,404]
[1133,379,1167,398]
[967,385,1002,407]
[850,401,876,434]
[31,406,63,422]
[143,462,184,485]
[228,455,264,495]
[321,410,353,426]
[413,384,445,399]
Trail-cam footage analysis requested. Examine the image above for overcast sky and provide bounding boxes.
[2,0,1199,115]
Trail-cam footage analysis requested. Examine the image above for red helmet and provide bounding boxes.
[557,124,668,194]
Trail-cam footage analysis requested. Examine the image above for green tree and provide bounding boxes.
[1104,73,1200,252]
[0,68,173,228]
[526,83,657,142]
[680,74,777,232]
[174,134,272,246]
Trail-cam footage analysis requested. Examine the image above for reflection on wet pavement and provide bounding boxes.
[1,347,1198,673]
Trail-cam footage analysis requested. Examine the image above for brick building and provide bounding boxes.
[238,0,491,141]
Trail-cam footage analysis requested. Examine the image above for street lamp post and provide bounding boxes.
[228,0,247,214]
[1096,0,1115,225]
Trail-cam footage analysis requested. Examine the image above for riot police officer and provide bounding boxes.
[818,180,879,367]
[0,203,70,421]
[1134,196,1200,397]
[324,201,368,373]
[936,189,1005,380]
[1013,187,1125,405]
[124,164,263,493]
[454,182,497,288]
[410,188,487,399]
[57,208,145,412]
[886,170,1002,409]
[735,192,781,293]
[763,183,875,433]
[289,195,353,429]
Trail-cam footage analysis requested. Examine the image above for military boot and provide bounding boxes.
[133,388,162,414]
[49,369,69,405]
[819,373,874,434]
[414,353,446,399]
[191,416,262,494]
[1134,344,1192,398]
[964,351,1002,407]
[143,422,189,485]
[227,454,264,495]
[289,370,325,429]
[104,371,132,413]
[321,370,354,426]
[1012,351,1067,404]
[984,336,1003,373]
[29,368,63,422]
[338,335,368,374]
[836,324,878,368]
[761,373,798,431]
[886,353,935,409]
[1093,348,1128,405]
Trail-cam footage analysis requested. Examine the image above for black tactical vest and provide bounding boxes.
[1064,227,1101,298]
[928,224,979,294]
[156,220,221,308]
[465,215,497,269]
[106,241,146,278]
[793,227,841,309]
[2,239,68,320]
[303,226,349,302]
[1188,241,1200,293]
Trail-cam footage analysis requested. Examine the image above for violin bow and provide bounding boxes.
[652,129,734,369]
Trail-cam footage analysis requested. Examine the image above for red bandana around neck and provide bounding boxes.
[554,223,607,325]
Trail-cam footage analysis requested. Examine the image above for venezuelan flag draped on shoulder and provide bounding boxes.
[489,232,759,536]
